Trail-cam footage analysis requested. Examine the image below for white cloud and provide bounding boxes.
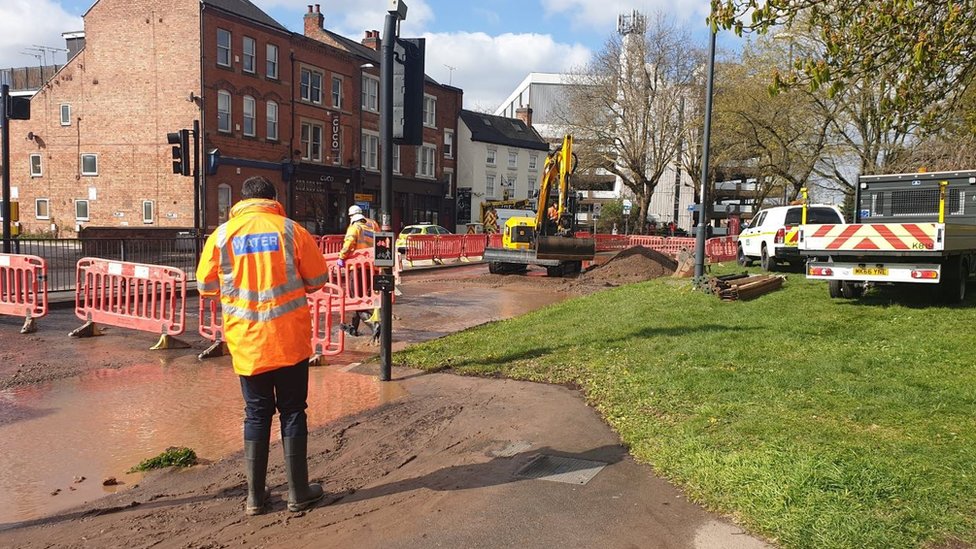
[0,0,82,68]
[540,0,711,31]
[421,31,592,112]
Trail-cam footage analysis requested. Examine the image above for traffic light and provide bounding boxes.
[393,37,425,146]
[167,129,190,176]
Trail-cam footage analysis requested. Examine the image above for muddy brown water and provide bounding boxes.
[0,264,575,525]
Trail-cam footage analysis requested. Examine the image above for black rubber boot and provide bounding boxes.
[283,437,324,512]
[244,439,270,516]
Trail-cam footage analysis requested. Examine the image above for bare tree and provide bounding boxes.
[559,12,704,232]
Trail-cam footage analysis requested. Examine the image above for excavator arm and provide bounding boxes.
[533,134,595,261]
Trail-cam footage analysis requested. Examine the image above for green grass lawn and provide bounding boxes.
[395,266,976,548]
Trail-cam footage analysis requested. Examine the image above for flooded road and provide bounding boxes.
[0,263,573,525]
[0,354,405,525]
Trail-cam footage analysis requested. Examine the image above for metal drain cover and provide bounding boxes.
[515,454,608,485]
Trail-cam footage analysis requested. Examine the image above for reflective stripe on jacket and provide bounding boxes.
[339,218,380,260]
[196,199,329,376]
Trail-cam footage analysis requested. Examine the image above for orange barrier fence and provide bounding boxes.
[72,258,187,349]
[402,235,438,263]
[325,248,381,312]
[487,233,503,248]
[316,235,345,254]
[628,235,666,248]
[705,236,739,262]
[198,295,223,342]
[309,282,345,359]
[594,235,630,251]
[460,234,487,258]
[0,253,48,334]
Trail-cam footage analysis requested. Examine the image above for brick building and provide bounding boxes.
[6,0,461,237]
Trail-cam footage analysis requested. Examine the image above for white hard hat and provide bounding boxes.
[350,213,365,223]
[348,205,363,217]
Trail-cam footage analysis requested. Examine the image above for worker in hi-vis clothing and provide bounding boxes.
[338,205,381,338]
[196,176,329,516]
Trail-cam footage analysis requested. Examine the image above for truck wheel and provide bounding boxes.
[760,246,777,272]
[940,257,967,304]
[841,281,863,299]
[737,245,752,267]
[828,280,843,298]
[546,266,562,277]
[488,262,502,274]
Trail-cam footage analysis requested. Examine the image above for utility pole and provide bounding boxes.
[379,0,408,381]
[1,85,10,253]
[693,27,717,283]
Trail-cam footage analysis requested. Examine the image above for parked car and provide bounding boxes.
[738,204,844,271]
[396,223,452,250]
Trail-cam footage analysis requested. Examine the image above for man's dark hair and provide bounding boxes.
[241,176,277,200]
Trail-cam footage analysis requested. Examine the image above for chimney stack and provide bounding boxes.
[515,106,533,128]
[304,4,324,38]
[362,30,381,51]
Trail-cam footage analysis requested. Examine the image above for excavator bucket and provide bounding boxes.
[536,235,595,261]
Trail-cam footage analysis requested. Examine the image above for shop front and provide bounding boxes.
[289,165,358,235]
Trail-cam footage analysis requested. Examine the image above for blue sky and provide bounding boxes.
[1,0,730,110]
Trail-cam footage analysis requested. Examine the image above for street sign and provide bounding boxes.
[374,231,395,267]
[622,198,632,216]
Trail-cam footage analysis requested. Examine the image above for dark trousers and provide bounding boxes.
[239,359,310,441]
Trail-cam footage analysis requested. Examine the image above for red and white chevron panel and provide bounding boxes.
[800,223,941,252]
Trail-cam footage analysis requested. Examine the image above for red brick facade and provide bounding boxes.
[7,0,463,237]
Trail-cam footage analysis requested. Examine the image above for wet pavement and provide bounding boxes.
[0,262,569,525]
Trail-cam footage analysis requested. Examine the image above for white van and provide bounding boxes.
[738,204,844,270]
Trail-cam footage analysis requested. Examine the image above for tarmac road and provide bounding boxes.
[0,263,772,548]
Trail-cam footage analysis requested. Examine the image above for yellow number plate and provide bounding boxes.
[853,267,888,276]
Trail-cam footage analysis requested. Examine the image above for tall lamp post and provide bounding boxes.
[693,25,717,283]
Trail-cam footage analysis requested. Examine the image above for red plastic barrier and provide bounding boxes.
[403,235,437,262]
[654,237,697,258]
[487,233,503,248]
[0,253,48,331]
[435,235,464,262]
[460,234,488,258]
[326,248,380,311]
[75,258,186,336]
[706,236,739,262]
[317,235,345,254]
[198,295,223,342]
[594,234,629,252]
[308,282,345,357]
[628,235,665,248]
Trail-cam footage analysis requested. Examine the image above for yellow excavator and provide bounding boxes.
[483,135,596,277]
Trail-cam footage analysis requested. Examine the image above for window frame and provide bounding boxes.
[80,153,98,176]
[60,103,71,126]
[301,121,324,161]
[142,200,155,224]
[266,100,278,141]
[74,199,90,221]
[217,90,232,133]
[392,144,401,174]
[29,153,42,177]
[423,94,436,127]
[443,129,454,159]
[486,174,496,198]
[361,132,379,170]
[300,67,323,104]
[486,148,496,166]
[508,150,518,169]
[266,43,279,79]
[362,75,379,112]
[217,184,233,224]
[242,95,256,137]
[529,154,538,170]
[216,28,231,67]
[242,36,256,73]
[331,75,342,108]
[418,143,436,178]
[35,198,50,220]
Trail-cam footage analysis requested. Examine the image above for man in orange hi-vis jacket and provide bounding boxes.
[338,205,380,339]
[196,176,329,516]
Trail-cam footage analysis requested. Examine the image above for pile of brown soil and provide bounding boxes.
[577,246,677,287]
